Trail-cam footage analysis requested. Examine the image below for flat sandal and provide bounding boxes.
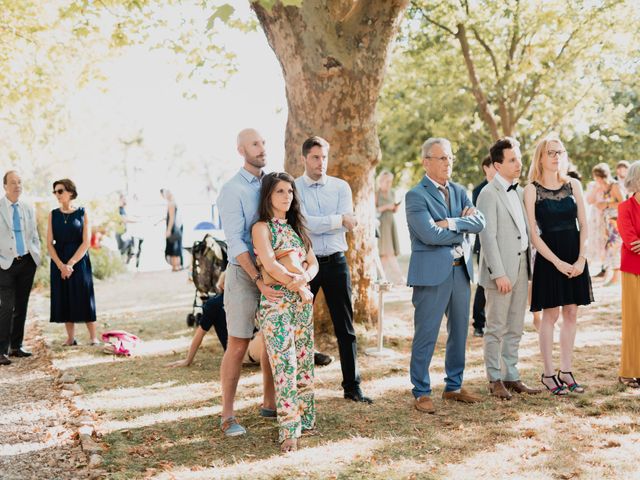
[280,438,298,453]
[619,377,640,389]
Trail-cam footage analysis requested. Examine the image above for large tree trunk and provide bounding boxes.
[252,0,408,326]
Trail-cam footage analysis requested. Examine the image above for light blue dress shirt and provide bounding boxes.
[217,168,262,265]
[294,174,352,256]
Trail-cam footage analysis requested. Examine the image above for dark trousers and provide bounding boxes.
[472,251,486,330]
[0,255,37,354]
[202,293,228,351]
[472,285,486,330]
[310,253,360,391]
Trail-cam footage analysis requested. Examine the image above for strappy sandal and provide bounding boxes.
[541,373,568,396]
[619,377,640,389]
[280,438,298,453]
[558,370,585,393]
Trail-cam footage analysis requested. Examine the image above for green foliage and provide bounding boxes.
[379,0,640,187]
[89,247,126,280]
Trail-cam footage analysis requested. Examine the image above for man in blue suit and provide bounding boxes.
[406,138,486,413]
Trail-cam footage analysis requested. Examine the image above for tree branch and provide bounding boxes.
[455,22,500,140]
[471,27,499,78]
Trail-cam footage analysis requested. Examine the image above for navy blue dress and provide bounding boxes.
[50,208,97,323]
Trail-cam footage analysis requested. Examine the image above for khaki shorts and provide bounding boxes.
[223,264,260,339]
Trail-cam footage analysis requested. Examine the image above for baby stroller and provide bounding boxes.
[186,234,228,327]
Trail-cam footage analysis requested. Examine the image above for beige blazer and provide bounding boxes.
[477,178,530,289]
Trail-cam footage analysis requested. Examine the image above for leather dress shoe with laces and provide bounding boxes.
[344,388,373,404]
[489,380,512,400]
[9,348,32,358]
[503,380,542,395]
[0,354,11,366]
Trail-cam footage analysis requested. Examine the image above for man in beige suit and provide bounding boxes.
[477,138,541,399]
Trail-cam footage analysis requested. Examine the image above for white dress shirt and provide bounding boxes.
[1,195,26,258]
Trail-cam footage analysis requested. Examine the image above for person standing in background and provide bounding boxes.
[161,188,183,271]
[0,171,41,365]
[47,179,98,346]
[615,160,630,199]
[591,164,624,286]
[376,170,404,285]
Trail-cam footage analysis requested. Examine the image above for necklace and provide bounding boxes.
[61,209,73,223]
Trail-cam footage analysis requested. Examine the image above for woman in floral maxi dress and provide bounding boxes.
[252,172,319,453]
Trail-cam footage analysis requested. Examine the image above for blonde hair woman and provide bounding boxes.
[523,136,593,395]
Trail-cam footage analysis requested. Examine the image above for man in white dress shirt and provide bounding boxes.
[0,171,41,365]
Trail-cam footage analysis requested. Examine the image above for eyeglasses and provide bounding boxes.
[546,150,566,158]
[53,189,66,195]
[425,155,455,163]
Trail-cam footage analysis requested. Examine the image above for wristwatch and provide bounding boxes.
[252,272,262,283]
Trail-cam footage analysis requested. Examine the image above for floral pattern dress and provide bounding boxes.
[603,184,622,270]
[257,218,314,442]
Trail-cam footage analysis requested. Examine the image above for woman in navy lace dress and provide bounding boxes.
[523,137,593,395]
[47,179,97,346]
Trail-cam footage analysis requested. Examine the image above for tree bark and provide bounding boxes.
[252,0,408,326]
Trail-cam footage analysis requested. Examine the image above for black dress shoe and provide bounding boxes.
[314,351,334,367]
[344,388,374,404]
[9,348,32,358]
[0,354,11,366]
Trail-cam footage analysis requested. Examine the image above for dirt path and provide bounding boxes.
[0,294,94,480]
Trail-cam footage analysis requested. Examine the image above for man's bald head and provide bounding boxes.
[237,128,266,170]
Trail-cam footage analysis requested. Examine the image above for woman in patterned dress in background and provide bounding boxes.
[591,163,624,286]
[252,172,319,453]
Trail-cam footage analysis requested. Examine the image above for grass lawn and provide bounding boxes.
[41,269,640,479]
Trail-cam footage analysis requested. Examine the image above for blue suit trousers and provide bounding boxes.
[410,264,470,398]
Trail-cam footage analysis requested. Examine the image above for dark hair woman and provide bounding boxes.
[251,172,318,453]
[47,179,97,345]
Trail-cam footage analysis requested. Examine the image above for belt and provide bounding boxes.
[14,253,31,262]
[316,252,344,264]
[452,258,463,267]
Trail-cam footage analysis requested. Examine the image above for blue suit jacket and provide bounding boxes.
[405,177,486,286]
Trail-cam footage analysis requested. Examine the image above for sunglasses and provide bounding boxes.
[53,189,66,195]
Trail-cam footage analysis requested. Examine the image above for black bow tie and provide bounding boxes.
[507,183,518,192]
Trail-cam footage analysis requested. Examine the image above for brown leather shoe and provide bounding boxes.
[414,395,435,413]
[503,380,542,395]
[489,380,512,400]
[442,387,482,403]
